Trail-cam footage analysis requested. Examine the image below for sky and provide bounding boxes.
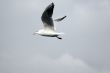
[0,0,110,73]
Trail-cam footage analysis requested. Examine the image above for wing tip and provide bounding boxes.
[51,2,54,6]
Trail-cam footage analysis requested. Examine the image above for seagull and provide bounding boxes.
[33,3,66,39]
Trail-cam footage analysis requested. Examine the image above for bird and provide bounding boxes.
[33,3,66,39]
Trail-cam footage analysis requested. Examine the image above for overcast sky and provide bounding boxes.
[0,0,110,73]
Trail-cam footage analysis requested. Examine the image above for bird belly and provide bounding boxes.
[40,31,58,37]
[41,33,58,37]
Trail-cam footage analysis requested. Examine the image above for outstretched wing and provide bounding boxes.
[54,16,67,22]
[41,3,54,30]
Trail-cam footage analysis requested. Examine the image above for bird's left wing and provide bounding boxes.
[41,3,55,30]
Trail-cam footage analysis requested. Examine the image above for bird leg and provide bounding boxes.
[56,36,62,40]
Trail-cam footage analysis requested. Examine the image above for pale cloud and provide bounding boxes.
[29,53,98,73]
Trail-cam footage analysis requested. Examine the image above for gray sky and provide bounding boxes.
[0,0,110,73]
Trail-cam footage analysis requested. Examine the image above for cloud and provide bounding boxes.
[1,53,98,73]
[28,53,98,73]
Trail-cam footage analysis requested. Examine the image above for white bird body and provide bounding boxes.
[35,29,63,37]
[33,3,66,39]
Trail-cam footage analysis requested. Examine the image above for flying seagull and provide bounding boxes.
[33,3,66,39]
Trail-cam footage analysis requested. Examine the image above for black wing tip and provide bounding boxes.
[52,3,54,7]
[51,2,54,6]
[64,16,67,18]
[46,2,54,10]
[49,2,54,7]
